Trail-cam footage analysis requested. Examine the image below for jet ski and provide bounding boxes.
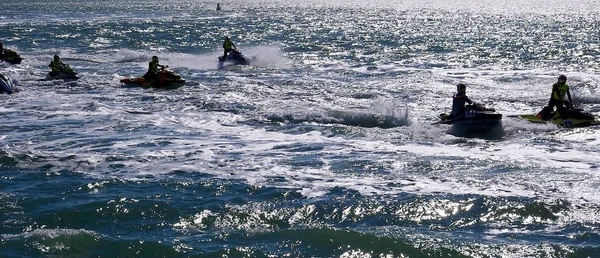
[120,67,186,89]
[0,72,19,94]
[40,64,79,81]
[516,105,599,128]
[218,49,250,69]
[0,49,23,64]
[437,103,502,126]
[435,103,503,138]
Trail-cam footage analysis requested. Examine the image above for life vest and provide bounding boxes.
[50,60,63,72]
[223,39,233,50]
[149,61,159,74]
[552,83,569,100]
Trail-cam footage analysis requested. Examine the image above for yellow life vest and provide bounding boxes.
[552,83,569,100]
[149,61,159,74]
[223,39,233,49]
[50,60,62,72]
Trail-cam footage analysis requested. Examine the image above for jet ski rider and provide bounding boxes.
[547,74,572,119]
[144,56,165,81]
[49,55,66,77]
[222,36,237,59]
[449,83,473,119]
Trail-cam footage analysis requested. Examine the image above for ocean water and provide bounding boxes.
[2,0,600,257]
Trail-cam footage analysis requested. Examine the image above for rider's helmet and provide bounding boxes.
[457,83,466,93]
[225,36,230,41]
[54,55,60,60]
[152,56,158,62]
[558,74,567,82]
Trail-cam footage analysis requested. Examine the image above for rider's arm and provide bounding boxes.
[464,95,473,104]
[566,89,572,103]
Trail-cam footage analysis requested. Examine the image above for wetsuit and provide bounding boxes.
[450,91,473,118]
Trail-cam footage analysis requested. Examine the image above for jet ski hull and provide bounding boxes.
[39,64,79,81]
[515,105,599,128]
[1,49,23,64]
[218,50,250,69]
[439,112,502,126]
[41,73,80,81]
[436,104,504,137]
[518,113,599,128]
[438,104,503,126]
[120,68,186,89]
[0,73,19,94]
[120,77,186,89]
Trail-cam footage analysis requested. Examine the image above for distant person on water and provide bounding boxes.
[49,55,66,77]
[546,74,572,119]
[222,36,237,59]
[144,56,165,81]
[449,83,473,118]
[216,3,221,10]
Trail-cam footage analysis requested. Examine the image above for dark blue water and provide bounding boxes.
[2,0,600,257]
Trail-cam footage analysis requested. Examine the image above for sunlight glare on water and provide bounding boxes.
[1,0,600,257]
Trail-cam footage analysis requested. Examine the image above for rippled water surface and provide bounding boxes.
[2,0,600,257]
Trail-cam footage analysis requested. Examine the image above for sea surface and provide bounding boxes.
[2,0,600,257]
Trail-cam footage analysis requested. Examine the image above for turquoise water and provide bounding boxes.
[2,0,600,257]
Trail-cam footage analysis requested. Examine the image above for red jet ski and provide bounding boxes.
[120,67,186,89]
